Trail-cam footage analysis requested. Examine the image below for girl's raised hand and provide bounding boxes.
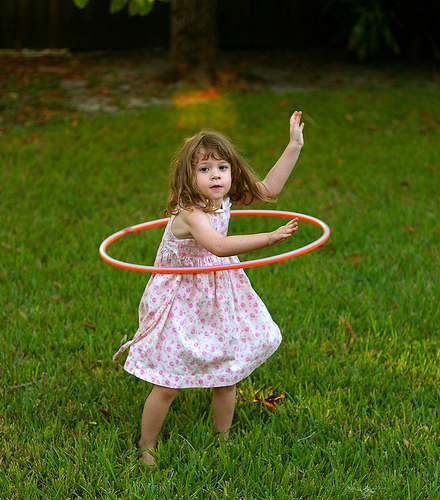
[290,111,305,148]
[268,218,298,245]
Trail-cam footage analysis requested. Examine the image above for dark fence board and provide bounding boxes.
[0,0,170,50]
[0,0,305,51]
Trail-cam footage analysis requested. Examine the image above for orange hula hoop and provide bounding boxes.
[99,210,330,274]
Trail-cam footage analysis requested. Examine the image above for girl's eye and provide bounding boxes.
[199,167,209,172]
[219,165,228,171]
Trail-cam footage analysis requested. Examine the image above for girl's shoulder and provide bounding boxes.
[171,198,231,239]
[171,206,206,240]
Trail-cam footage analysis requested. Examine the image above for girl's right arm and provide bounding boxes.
[258,111,304,199]
[173,208,298,258]
[234,111,305,207]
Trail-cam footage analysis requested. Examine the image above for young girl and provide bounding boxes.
[114,111,305,466]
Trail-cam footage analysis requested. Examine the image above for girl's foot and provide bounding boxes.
[138,441,155,469]
[214,429,231,443]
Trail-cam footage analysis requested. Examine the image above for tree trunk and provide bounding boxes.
[169,0,218,79]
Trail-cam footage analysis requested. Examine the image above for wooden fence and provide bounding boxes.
[0,0,308,51]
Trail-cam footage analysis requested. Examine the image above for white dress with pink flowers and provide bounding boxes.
[113,198,282,388]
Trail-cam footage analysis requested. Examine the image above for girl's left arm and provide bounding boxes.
[258,110,305,198]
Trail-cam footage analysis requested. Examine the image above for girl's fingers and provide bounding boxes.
[279,219,298,235]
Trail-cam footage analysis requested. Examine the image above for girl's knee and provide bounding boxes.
[154,385,179,401]
[213,384,236,394]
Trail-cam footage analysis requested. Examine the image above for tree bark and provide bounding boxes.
[169,0,218,78]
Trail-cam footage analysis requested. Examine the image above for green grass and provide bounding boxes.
[1,84,440,499]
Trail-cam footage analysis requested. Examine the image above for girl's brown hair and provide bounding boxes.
[165,130,275,215]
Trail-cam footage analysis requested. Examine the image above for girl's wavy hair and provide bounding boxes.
[165,130,275,215]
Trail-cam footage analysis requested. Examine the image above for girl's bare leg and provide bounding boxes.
[211,384,236,439]
[138,385,179,466]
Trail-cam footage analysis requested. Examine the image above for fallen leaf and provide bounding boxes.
[420,111,432,123]
[254,393,286,411]
[326,200,334,209]
[349,253,366,267]
[99,408,111,417]
[84,322,96,330]
[339,315,358,340]
[345,115,354,123]
[327,178,339,185]
[405,223,416,232]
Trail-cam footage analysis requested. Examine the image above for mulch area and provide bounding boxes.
[1,47,439,134]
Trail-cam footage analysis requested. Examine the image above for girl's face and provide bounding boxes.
[194,148,232,208]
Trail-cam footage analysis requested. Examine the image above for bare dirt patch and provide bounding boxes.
[1,47,438,133]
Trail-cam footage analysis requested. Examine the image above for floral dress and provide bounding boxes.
[114,198,282,388]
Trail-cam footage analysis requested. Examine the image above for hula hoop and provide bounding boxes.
[99,210,330,274]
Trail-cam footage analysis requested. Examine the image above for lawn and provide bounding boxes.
[1,83,439,499]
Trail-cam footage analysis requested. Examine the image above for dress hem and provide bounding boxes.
[122,343,280,389]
